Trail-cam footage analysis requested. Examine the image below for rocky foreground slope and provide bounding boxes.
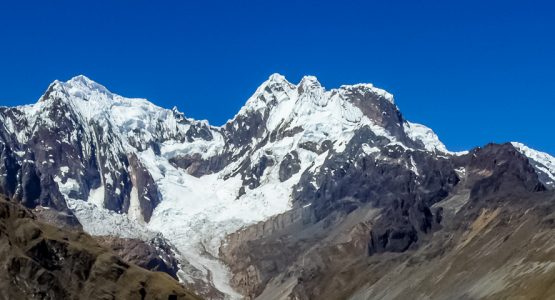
[222,143,555,299]
[1,74,555,299]
[0,194,200,300]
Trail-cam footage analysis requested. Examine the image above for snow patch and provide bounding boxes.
[404,121,450,153]
[87,185,105,208]
[60,166,69,175]
[128,185,144,222]
[54,176,79,195]
[362,143,380,155]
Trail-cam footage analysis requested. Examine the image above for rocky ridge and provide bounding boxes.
[0,194,200,300]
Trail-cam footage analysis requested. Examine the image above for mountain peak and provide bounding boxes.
[63,75,111,96]
[39,75,114,105]
[340,83,395,104]
[298,75,322,90]
[68,74,95,84]
[267,73,287,83]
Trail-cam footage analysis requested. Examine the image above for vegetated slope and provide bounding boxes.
[0,194,201,300]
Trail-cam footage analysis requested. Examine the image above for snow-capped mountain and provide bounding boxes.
[1,74,554,299]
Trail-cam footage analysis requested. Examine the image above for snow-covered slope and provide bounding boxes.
[1,74,553,299]
[512,142,555,188]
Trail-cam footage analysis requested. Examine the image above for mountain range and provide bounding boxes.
[1,74,554,299]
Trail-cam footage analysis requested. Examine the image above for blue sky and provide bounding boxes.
[0,1,554,154]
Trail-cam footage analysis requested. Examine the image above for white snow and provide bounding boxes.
[129,186,143,221]
[404,121,449,153]
[60,166,69,175]
[88,185,105,208]
[455,167,467,178]
[161,137,224,160]
[409,155,420,176]
[362,143,380,155]
[66,197,156,240]
[342,83,395,104]
[142,145,299,299]
[512,142,555,186]
[54,176,79,195]
[104,174,114,186]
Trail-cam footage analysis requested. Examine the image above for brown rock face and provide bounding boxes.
[221,143,555,300]
[0,195,201,300]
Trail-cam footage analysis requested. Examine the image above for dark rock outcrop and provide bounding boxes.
[278,151,301,182]
[95,236,180,279]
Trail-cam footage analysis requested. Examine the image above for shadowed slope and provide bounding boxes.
[0,195,201,300]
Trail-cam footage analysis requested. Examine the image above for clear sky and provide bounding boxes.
[0,1,553,154]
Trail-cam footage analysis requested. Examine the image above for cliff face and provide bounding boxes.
[94,235,181,280]
[0,195,201,300]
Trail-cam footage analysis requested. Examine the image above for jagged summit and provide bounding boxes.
[8,73,460,161]
[266,73,324,88]
[39,74,397,132]
[298,75,322,89]
[47,75,113,100]
[267,72,288,83]
[65,74,103,87]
